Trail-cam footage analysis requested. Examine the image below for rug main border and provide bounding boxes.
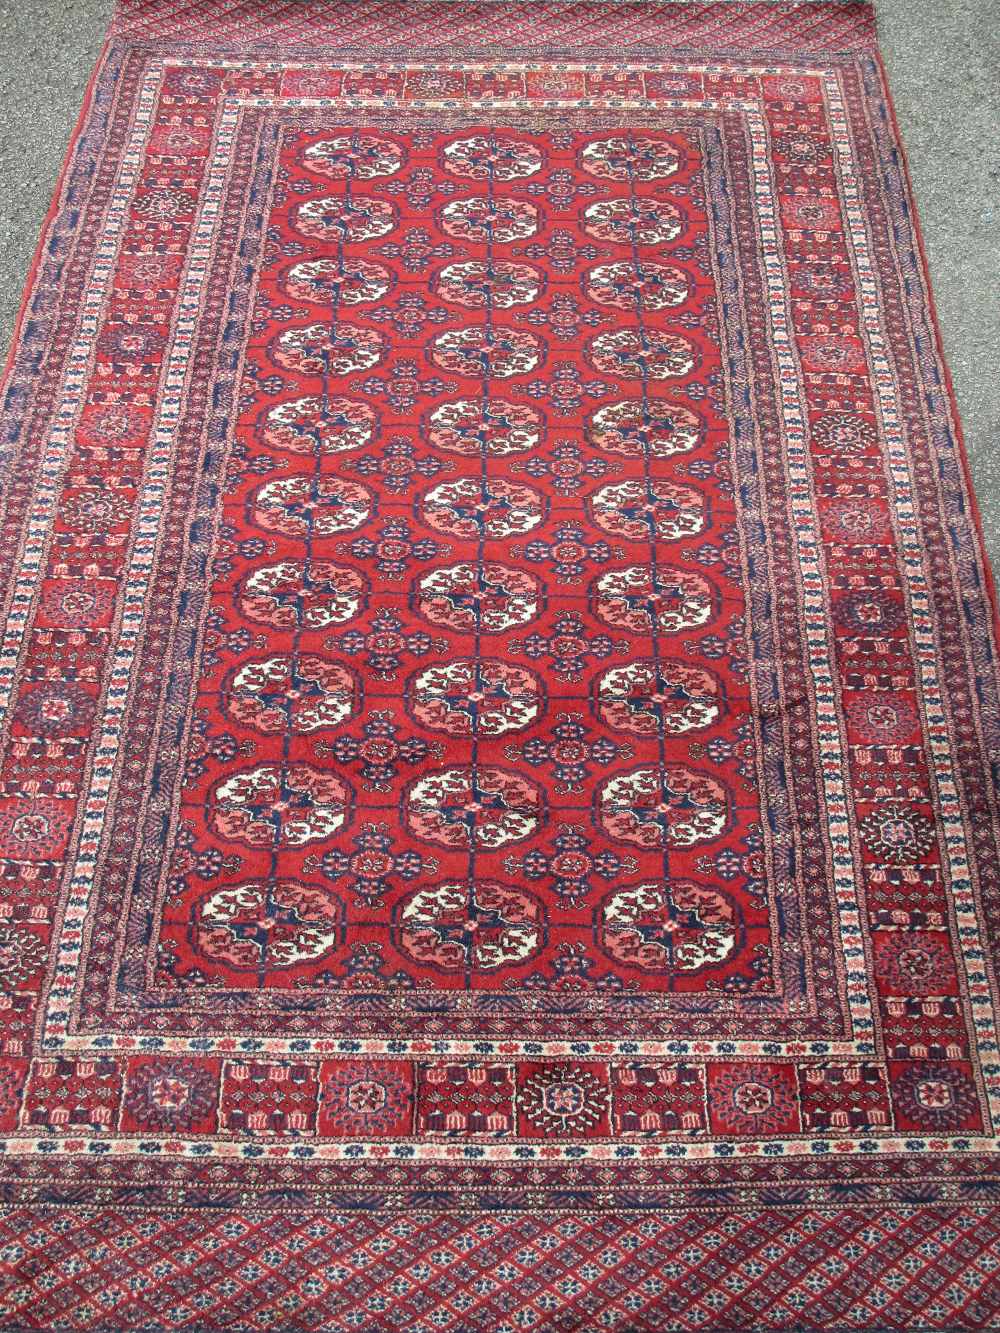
[1,3,999,1329]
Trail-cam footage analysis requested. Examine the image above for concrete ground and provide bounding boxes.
[1,0,997,567]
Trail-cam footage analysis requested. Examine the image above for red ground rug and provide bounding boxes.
[0,1,998,1328]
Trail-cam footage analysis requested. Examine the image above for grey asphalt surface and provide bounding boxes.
[1,0,997,569]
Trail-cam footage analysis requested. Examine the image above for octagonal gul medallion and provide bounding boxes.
[591,565,717,634]
[393,880,547,974]
[587,479,706,541]
[579,134,681,180]
[404,766,545,849]
[415,561,543,633]
[583,260,690,311]
[598,880,741,973]
[593,659,723,736]
[596,765,730,849]
[407,659,544,736]
[223,655,360,734]
[302,133,405,179]
[581,196,685,244]
[586,399,703,458]
[290,193,398,242]
[280,257,393,305]
[429,326,544,379]
[586,328,696,379]
[258,395,379,456]
[426,397,544,455]
[438,195,539,242]
[433,260,544,308]
[238,561,367,630]
[191,880,345,971]
[420,477,547,539]
[272,322,386,375]
[441,132,543,179]
[209,764,353,849]
[249,476,374,538]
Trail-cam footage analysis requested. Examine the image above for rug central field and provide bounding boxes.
[1,2,999,1328]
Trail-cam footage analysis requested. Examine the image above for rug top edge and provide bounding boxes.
[109,0,878,55]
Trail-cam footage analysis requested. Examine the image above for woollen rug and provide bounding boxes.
[0,2,998,1328]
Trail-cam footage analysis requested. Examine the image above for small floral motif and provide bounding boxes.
[781,193,842,231]
[518,229,601,276]
[525,167,600,209]
[75,401,150,448]
[514,521,620,583]
[97,320,168,364]
[325,607,447,680]
[309,822,437,909]
[504,824,636,909]
[347,435,450,495]
[366,293,450,338]
[518,292,606,343]
[505,713,632,794]
[341,516,448,580]
[510,439,619,497]
[319,709,443,792]
[523,362,609,416]
[509,609,628,683]
[375,225,456,274]
[845,693,919,743]
[353,358,455,413]
[775,131,828,164]
[382,168,458,210]
[800,334,866,374]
